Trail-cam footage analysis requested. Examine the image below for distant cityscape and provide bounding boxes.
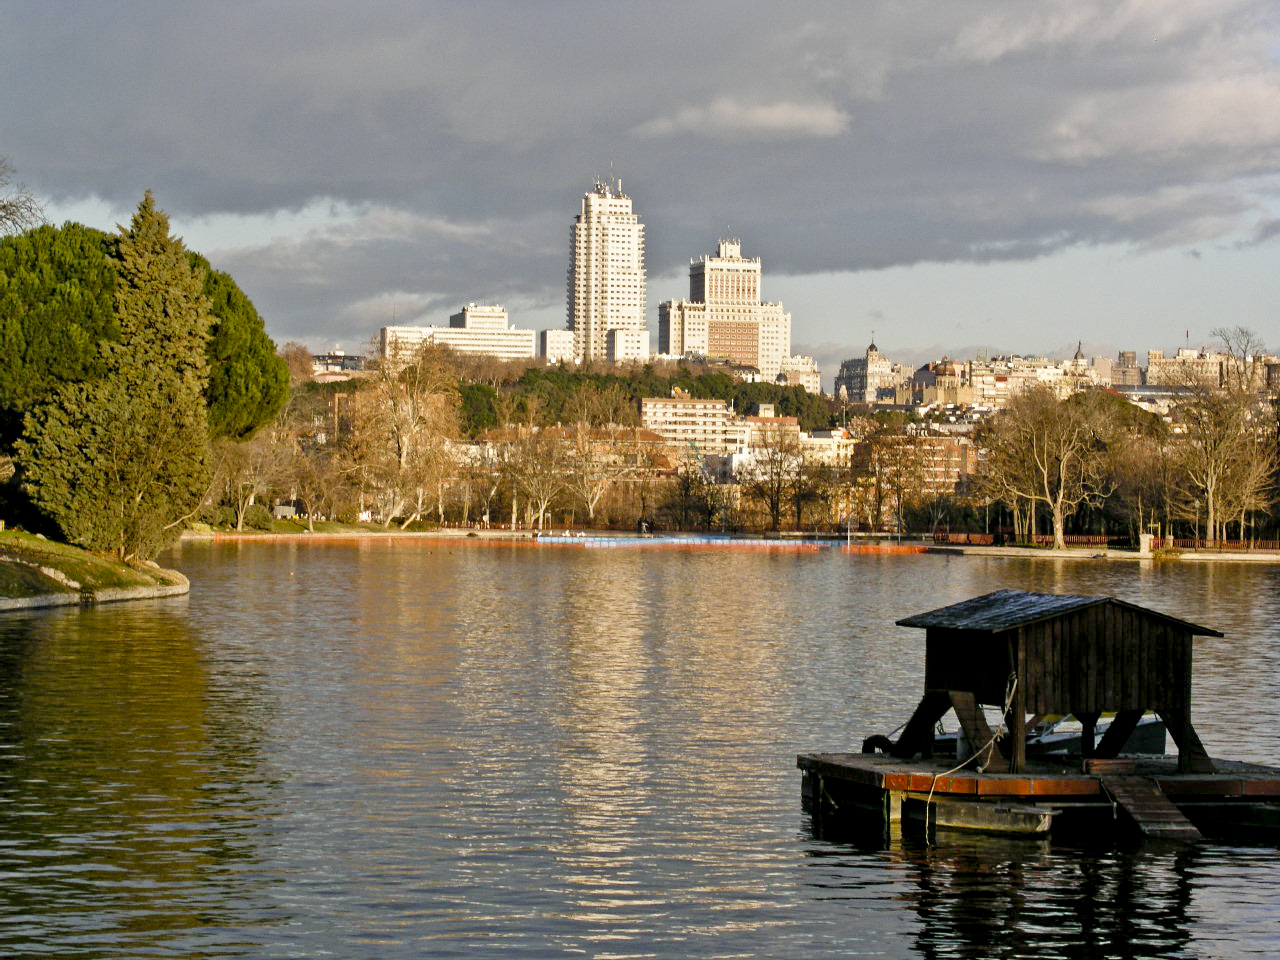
[364,179,1279,415]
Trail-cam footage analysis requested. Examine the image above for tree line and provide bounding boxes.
[0,190,288,559]
[977,332,1278,548]
[3,160,1274,552]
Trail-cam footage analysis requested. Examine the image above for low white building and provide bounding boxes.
[381,304,537,366]
[607,327,650,362]
[640,396,747,457]
[540,328,576,363]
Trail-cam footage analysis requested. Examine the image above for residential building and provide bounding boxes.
[850,432,979,499]
[745,411,801,450]
[639,396,748,457]
[540,328,575,363]
[658,239,793,381]
[1145,348,1225,387]
[1113,351,1143,386]
[777,355,822,393]
[911,358,972,406]
[607,327,649,363]
[568,179,647,362]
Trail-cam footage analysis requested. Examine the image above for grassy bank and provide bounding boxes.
[0,529,188,603]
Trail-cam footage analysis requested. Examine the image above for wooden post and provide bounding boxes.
[1078,711,1101,759]
[1009,638,1026,773]
[1094,709,1144,758]
[890,690,952,759]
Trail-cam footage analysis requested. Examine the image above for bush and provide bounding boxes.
[243,503,273,530]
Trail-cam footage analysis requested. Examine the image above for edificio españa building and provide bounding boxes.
[568,179,648,363]
[658,239,792,381]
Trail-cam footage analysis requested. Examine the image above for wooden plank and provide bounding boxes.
[1100,776,1201,840]
[1122,607,1138,710]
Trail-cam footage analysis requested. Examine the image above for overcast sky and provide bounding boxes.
[5,1,1279,380]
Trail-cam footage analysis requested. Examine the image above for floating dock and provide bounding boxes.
[799,752,1280,841]
[802,589,1280,843]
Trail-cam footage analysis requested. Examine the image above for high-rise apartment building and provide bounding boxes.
[658,239,792,381]
[567,179,647,362]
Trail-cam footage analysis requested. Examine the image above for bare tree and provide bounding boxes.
[1171,386,1274,541]
[0,159,42,234]
[279,342,314,383]
[1213,325,1268,394]
[977,385,1115,549]
[212,432,287,530]
[349,344,461,527]
[737,422,799,531]
[509,427,564,530]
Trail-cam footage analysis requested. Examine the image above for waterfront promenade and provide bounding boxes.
[184,528,1280,562]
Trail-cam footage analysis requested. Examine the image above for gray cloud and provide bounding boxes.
[4,0,1279,351]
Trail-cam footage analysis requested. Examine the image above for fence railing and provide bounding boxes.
[932,533,1280,553]
[932,533,1122,548]
[932,532,995,545]
[1150,538,1280,553]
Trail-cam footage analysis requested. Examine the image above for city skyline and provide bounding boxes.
[6,2,1279,375]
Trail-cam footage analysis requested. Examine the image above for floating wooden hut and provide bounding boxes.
[799,589,1280,841]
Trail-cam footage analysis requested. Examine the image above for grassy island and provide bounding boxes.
[0,529,188,609]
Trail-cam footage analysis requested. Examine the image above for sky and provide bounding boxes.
[4,1,1280,384]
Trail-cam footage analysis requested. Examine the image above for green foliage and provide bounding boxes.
[242,503,273,530]
[0,222,119,449]
[190,252,289,439]
[503,364,838,432]
[458,382,499,435]
[18,193,213,561]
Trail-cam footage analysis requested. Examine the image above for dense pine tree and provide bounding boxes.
[190,252,289,440]
[0,222,119,449]
[18,193,213,560]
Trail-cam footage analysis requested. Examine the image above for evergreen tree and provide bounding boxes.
[0,222,118,449]
[18,192,213,560]
[189,252,289,440]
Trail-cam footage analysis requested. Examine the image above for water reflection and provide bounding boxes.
[0,601,279,957]
[1,541,1276,958]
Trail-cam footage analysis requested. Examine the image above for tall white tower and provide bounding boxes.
[568,179,647,362]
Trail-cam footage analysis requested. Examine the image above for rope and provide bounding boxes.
[923,672,1019,842]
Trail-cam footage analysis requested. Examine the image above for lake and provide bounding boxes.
[1,540,1277,958]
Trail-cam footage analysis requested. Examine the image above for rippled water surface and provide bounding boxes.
[1,541,1278,958]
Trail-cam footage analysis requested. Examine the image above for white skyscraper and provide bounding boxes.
[568,179,647,362]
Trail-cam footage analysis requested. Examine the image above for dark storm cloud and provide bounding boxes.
[4,1,1279,346]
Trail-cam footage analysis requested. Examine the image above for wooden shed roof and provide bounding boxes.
[895,589,1222,637]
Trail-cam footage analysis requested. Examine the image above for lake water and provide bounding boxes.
[1,540,1278,958]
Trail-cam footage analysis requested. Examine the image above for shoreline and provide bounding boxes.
[0,570,190,612]
[178,529,1280,563]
